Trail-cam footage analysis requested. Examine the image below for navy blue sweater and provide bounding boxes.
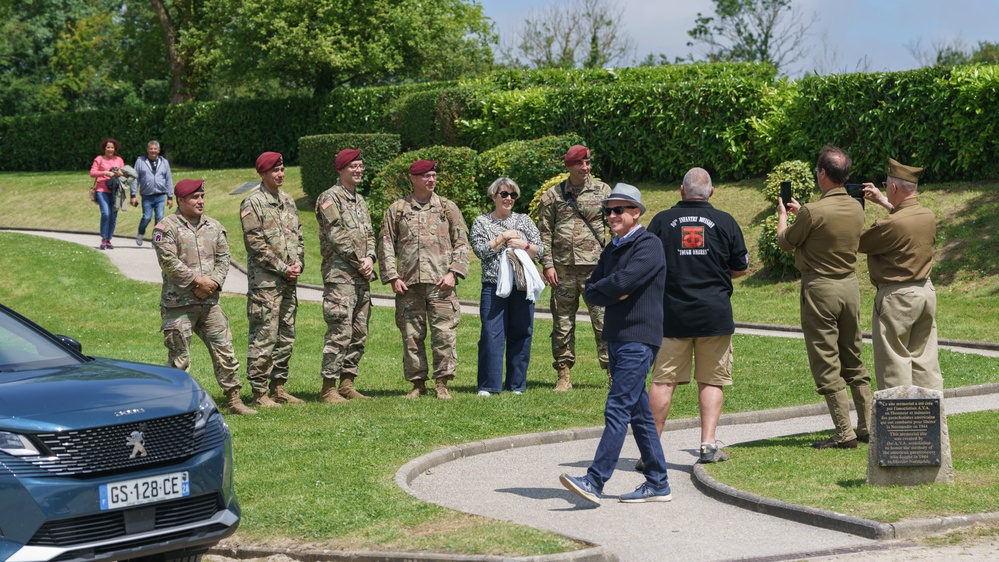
[583,226,666,348]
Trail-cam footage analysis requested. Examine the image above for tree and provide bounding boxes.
[505,0,635,69]
[686,0,815,75]
[190,0,495,96]
[907,38,999,68]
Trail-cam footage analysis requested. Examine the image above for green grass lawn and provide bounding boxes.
[1,231,997,554]
[2,166,999,554]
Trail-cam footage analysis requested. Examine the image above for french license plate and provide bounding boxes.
[99,471,190,510]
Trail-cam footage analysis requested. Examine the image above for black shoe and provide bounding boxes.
[857,434,870,444]
[812,437,858,449]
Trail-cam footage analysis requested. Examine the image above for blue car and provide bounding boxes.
[0,303,239,562]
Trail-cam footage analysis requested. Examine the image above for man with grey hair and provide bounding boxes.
[131,140,174,246]
[645,167,749,465]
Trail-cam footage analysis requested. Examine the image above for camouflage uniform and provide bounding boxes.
[240,185,305,393]
[152,212,240,392]
[316,181,376,383]
[537,177,611,371]
[377,194,470,382]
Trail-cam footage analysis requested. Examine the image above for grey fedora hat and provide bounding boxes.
[603,183,646,215]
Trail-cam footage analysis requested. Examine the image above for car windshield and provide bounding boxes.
[0,308,81,372]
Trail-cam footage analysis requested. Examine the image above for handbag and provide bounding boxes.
[89,179,97,203]
[507,251,528,292]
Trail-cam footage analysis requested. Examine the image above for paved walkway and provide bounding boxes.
[7,228,999,562]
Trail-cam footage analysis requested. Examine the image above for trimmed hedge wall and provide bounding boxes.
[298,133,401,203]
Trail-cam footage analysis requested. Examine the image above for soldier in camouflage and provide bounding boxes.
[240,152,306,408]
[377,159,471,399]
[537,145,611,391]
[315,148,377,403]
[153,179,256,415]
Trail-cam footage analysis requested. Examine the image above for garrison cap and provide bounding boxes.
[255,152,283,174]
[335,148,362,171]
[409,160,436,175]
[887,157,923,184]
[174,179,204,198]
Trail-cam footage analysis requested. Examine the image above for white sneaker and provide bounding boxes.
[135,233,143,246]
[512,391,524,395]
[477,390,491,397]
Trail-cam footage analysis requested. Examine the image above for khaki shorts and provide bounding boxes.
[651,335,733,386]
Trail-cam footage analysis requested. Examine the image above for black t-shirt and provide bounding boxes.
[647,201,748,337]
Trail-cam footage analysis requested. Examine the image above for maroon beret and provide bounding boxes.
[335,148,362,171]
[564,145,590,166]
[174,179,204,198]
[255,151,283,174]
[409,160,437,175]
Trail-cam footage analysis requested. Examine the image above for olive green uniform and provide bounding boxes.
[537,178,610,371]
[316,182,376,383]
[153,212,240,392]
[778,187,871,442]
[377,194,470,382]
[240,186,305,393]
[859,198,941,391]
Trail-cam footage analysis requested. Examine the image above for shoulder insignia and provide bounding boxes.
[540,191,553,205]
[321,199,334,210]
[153,222,166,231]
[153,231,163,243]
[240,207,252,218]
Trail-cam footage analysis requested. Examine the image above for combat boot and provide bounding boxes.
[224,388,258,416]
[320,377,347,403]
[851,384,873,443]
[434,378,452,400]
[405,380,428,399]
[813,389,858,449]
[553,365,572,392]
[252,388,282,408]
[339,375,370,400]
[269,379,305,404]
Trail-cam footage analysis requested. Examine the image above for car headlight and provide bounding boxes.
[194,388,220,431]
[0,431,41,456]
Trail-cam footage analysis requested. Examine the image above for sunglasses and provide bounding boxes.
[603,205,638,216]
[498,191,519,199]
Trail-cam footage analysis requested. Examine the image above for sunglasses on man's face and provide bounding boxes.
[498,191,518,199]
[603,205,638,216]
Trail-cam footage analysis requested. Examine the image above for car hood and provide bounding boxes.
[0,359,200,431]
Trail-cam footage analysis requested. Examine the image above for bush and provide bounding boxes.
[466,62,776,89]
[478,134,585,214]
[368,146,482,232]
[757,160,815,278]
[298,133,401,204]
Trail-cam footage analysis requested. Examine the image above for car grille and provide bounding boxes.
[28,493,222,547]
[2,412,228,478]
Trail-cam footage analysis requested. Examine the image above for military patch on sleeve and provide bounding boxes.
[153,222,166,231]
[153,231,163,243]
[540,191,553,205]
[321,199,334,210]
[240,207,252,218]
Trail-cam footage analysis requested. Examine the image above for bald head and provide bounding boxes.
[681,167,713,200]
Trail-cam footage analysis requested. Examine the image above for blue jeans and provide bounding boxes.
[586,341,669,491]
[95,190,118,241]
[477,283,534,393]
[139,194,167,235]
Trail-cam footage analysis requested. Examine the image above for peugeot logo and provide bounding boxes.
[126,430,148,459]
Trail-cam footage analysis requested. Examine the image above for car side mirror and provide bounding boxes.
[54,335,83,354]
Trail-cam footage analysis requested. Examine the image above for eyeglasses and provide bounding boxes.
[498,191,518,199]
[603,205,638,216]
[347,163,364,171]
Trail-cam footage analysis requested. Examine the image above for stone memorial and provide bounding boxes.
[867,385,954,486]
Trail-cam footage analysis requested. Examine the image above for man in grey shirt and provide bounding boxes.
[131,140,174,245]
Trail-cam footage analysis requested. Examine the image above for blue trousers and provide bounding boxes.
[139,194,167,235]
[95,190,118,241]
[477,283,534,393]
[586,341,669,491]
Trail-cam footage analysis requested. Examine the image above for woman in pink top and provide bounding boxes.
[90,138,125,249]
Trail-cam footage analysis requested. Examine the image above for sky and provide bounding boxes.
[476,0,999,76]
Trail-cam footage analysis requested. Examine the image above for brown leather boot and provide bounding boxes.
[339,375,370,400]
[851,384,873,443]
[405,380,428,399]
[269,379,305,404]
[224,388,258,415]
[553,365,572,392]
[320,377,347,404]
[813,389,857,448]
[434,378,452,400]
[252,389,282,408]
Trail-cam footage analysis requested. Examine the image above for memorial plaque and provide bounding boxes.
[875,398,941,467]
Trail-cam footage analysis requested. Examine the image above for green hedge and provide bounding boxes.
[368,146,482,232]
[298,133,401,203]
[467,62,777,89]
[757,160,815,278]
[477,133,585,214]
